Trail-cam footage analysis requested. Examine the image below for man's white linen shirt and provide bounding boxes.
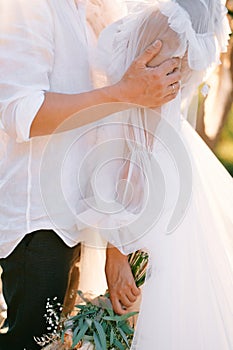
[0,0,96,257]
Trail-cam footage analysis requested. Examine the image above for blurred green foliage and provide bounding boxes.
[213,1,233,176]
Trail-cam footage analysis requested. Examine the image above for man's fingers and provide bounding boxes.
[167,81,180,96]
[159,57,181,76]
[163,88,180,104]
[135,40,162,67]
[166,70,181,86]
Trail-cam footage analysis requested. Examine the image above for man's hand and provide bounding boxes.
[113,40,181,108]
[105,244,140,315]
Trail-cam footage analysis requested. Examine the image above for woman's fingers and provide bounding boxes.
[109,286,137,315]
[110,286,140,315]
[119,293,137,308]
[105,245,141,315]
[110,294,128,315]
[131,283,141,297]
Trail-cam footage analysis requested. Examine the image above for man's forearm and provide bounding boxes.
[30,41,181,138]
[30,85,128,137]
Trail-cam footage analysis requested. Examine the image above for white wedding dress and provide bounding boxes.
[72,0,233,349]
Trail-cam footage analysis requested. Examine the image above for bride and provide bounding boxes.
[75,0,233,349]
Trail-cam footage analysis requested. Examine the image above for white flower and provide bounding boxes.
[201,83,210,97]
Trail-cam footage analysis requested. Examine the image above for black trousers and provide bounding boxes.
[0,230,80,350]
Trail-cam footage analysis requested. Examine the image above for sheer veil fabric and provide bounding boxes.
[77,0,231,245]
[75,0,233,349]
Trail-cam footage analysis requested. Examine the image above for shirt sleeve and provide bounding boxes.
[0,0,54,142]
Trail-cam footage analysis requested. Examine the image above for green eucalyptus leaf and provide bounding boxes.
[103,311,138,322]
[83,334,94,341]
[105,307,114,317]
[120,322,134,335]
[71,309,96,322]
[93,320,107,350]
[102,321,108,332]
[61,329,65,343]
[72,321,89,348]
[113,337,125,350]
[118,327,130,347]
[93,331,102,350]
[85,318,93,328]
[110,327,114,346]
[75,304,87,310]
[80,318,84,329]
[72,325,80,341]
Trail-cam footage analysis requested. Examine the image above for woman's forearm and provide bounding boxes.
[105,244,140,315]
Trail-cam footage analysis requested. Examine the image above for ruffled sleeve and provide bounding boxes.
[215,0,232,53]
[98,0,231,81]
[158,0,231,71]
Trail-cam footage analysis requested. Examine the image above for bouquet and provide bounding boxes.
[36,250,149,350]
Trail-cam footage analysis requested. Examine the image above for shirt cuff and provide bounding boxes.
[15,91,45,143]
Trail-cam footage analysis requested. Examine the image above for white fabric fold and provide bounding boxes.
[97,0,231,82]
[2,92,45,143]
[0,0,95,257]
[0,0,54,143]
[14,93,45,142]
[91,2,233,348]
[83,0,232,252]
[158,0,230,70]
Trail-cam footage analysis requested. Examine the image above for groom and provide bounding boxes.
[0,1,181,349]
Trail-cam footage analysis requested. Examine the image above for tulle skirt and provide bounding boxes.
[130,119,233,349]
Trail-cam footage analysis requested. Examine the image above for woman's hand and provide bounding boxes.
[112,40,181,108]
[105,244,140,315]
